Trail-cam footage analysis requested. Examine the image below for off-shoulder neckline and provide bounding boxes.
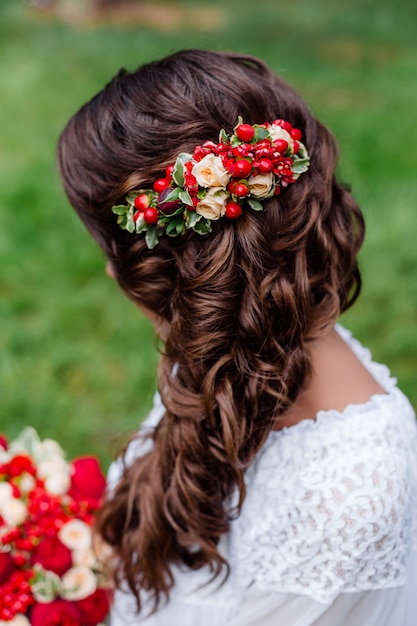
[268,324,399,439]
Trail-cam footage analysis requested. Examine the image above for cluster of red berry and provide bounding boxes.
[130,119,305,225]
[0,569,33,621]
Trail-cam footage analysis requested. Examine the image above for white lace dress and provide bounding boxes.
[108,326,417,625]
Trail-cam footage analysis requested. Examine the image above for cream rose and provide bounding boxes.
[195,188,227,220]
[192,154,230,188]
[19,473,36,494]
[61,566,97,601]
[247,173,274,199]
[59,519,92,552]
[37,458,69,479]
[0,482,13,503]
[44,471,71,496]
[268,124,292,145]
[1,498,27,526]
[72,548,97,569]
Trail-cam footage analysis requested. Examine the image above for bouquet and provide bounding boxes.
[0,428,112,625]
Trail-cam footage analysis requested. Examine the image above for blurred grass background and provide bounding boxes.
[0,0,416,468]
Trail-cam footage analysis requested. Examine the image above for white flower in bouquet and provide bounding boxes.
[72,547,98,569]
[61,566,97,601]
[1,498,27,527]
[0,482,13,503]
[59,519,92,551]
[44,472,71,496]
[18,472,36,494]
[39,438,65,459]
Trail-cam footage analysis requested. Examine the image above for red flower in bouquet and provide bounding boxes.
[31,537,72,577]
[68,458,106,509]
[76,588,111,625]
[0,428,112,625]
[31,599,82,626]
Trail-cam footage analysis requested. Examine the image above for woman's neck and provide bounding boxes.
[273,326,387,430]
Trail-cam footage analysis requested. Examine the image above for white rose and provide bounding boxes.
[40,439,65,459]
[44,471,71,496]
[37,458,69,479]
[195,188,227,220]
[72,547,98,569]
[0,482,13,503]
[192,154,230,188]
[1,498,27,526]
[19,473,36,494]
[61,566,97,601]
[268,124,292,145]
[0,450,10,464]
[59,519,92,552]
[247,173,274,199]
[0,615,31,626]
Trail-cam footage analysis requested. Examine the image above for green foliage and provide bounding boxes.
[1,0,416,468]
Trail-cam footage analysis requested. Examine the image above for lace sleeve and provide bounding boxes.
[229,391,417,604]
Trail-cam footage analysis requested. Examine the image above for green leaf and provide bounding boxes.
[219,128,229,144]
[172,152,191,187]
[163,187,181,202]
[193,217,212,235]
[126,215,135,233]
[179,189,193,206]
[134,214,147,233]
[233,116,244,133]
[117,214,128,229]
[291,158,310,174]
[185,210,203,229]
[145,227,160,249]
[176,222,186,234]
[253,126,269,141]
[297,142,309,159]
[247,197,264,211]
[166,217,184,235]
[112,204,128,216]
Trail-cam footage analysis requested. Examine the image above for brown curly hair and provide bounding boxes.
[57,49,364,614]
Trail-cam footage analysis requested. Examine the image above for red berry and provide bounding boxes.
[134,193,150,211]
[234,183,249,197]
[143,207,159,224]
[274,139,289,154]
[274,119,293,132]
[293,140,300,153]
[153,178,170,193]
[290,128,302,141]
[236,124,255,142]
[257,158,273,173]
[227,181,238,193]
[165,164,175,178]
[225,202,243,219]
[233,159,253,178]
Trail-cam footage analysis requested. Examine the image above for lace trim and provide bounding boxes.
[226,326,417,603]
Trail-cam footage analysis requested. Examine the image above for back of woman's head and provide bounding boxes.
[57,49,364,613]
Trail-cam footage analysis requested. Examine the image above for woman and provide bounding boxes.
[57,49,417,625]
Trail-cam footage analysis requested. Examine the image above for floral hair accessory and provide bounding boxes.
[112,117,310,249]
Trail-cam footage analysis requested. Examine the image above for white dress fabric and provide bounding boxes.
[108,326,417,625]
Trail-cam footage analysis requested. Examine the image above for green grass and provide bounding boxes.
[1,0,416,468]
